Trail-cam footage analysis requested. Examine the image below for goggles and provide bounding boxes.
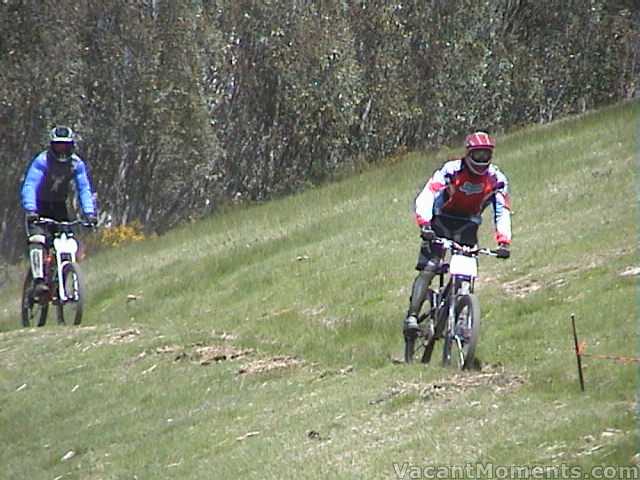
[470,149,492,163]
[51,142,73,155]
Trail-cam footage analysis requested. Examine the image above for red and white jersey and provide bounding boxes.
[415,159,512,244]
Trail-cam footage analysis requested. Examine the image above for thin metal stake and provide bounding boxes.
[571,313,585,392]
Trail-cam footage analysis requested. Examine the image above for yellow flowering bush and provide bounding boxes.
[98,221,146,247]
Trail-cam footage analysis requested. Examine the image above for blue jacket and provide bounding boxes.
[21,150,96,215]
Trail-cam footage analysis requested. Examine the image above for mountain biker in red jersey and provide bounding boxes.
[404,131,512,336]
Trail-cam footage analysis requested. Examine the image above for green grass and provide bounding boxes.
[0,100,638,479]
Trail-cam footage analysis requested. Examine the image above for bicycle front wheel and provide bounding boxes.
[450,294,480,370]
[21,270,48,327]
[56,262,84,326]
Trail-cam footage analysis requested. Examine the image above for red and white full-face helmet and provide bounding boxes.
[464,131,495,175]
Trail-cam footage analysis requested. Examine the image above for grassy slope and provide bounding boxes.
[0,101,637,479]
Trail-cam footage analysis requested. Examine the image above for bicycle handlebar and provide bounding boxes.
[430,237,499,257]
[34,217,95,229]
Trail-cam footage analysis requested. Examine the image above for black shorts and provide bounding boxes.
[415,215,479,271]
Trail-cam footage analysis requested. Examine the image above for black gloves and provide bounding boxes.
[86,214,98,227]
[420,225,436,241]
[496,243,510,259]
[25,211,39,223]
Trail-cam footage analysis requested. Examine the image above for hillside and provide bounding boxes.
[0,101,638,479]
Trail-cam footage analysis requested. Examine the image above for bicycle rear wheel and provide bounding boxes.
[56,262,84,325]
[449,294,480,370]
[21,270,48,327]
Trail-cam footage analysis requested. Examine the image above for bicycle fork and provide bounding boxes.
[440,291,454,365]
[443,292,466,365]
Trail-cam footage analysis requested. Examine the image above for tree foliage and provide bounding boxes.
[0,0,637,261]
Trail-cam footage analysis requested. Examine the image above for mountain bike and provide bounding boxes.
[404,237,500,369]
[21,218,93,327]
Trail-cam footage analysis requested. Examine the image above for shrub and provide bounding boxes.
[96,221,146,248]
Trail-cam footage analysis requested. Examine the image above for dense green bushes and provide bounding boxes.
[1,0,637,261]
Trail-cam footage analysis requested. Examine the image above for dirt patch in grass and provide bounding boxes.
[192,345,254,365]
[149,330,253,365]
[502,278,543,298]
[154,343,301,372]
[156,343,254,365]
[499,246,635,299]
[70,327,141,353]
[99,327,141,345]
[428,366,526,395]
[502,276,571,298]
[372,364,526,405]
[238,355,302,375]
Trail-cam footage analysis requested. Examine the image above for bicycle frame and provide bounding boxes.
[405,236,502,366]
[433,239,487,315]
[35,218,86,303]
[22,217,92,328]
[425,241,477,317]
[425,239,497,361]
[53,231,78,302]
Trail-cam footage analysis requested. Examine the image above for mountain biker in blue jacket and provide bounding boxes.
[20,126,97,298]
[403,131,512,336]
